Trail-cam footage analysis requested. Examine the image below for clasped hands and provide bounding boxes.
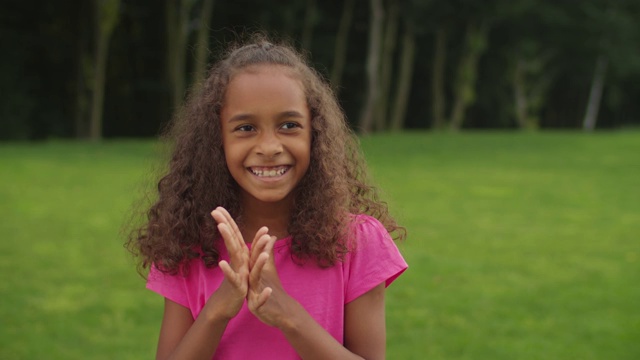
[208,207,290,328]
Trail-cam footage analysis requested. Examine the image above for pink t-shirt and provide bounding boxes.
[147,214,407,359]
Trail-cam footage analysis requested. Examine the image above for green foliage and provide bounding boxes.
[0,133,639,358]
[3,0,640,138]
[97,0,121,35]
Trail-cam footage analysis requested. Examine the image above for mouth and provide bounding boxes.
[248,165,291,177]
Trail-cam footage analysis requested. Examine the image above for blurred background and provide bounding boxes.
[2,0,640,140]
[1,1,639,359]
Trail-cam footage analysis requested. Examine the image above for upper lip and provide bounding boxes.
[247,165,291,169]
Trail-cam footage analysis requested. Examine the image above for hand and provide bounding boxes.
[247,234,295,328]
[204,207,269,321]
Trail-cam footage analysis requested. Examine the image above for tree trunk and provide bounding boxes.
[90,30,107,141]
[301,0,316,51]
[390,20,416,131]
[330,0,356,93]
[193,0,215,84]
[358,0,384,134]
[166,0,193,110]
[449,21,488,131]
[89,0,120,141]
[583,55,608,131]
[511,49,554,130]
[74,0,91,139]
[374,0,399,131]
[513,58,529,129]
[431,26,447,130]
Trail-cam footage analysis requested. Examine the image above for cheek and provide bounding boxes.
[225,151,240,169]
[221,145,236,170]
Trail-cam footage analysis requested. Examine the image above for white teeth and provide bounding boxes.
[251,167,288,177]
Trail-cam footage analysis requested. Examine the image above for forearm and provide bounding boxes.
[278,301,365,360]
[157,294,235,360]
[163,313,229,360]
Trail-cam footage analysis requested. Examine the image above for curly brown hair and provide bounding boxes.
[127,36,405,276]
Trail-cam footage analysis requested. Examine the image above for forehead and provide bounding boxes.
[229,64,302,87]
[224,65,307,103]
[221,65,310,117]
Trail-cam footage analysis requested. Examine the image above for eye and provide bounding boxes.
[281,122,300,130]
[235,124,255,132]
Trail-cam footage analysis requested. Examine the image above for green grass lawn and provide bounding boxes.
[1,132,638,359]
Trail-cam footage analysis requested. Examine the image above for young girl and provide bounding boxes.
[128,37,407,359]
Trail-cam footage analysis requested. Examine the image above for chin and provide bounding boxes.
[244,191,293,206]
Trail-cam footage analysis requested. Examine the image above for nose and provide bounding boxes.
[255,131,283,158]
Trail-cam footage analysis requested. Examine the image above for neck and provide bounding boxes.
[239,197,292,242]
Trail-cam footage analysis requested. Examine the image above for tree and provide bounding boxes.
[390,18,416,131]
[374,0,399,131]
[448,19,488,130]
[489,0,568,130]
[89,0,121,141]
[424,0,493,131]
[166,0,196,111]
[329,0,356,93]
[192,0,216,84]
[578,0,640,130]
[4,0,640,140]
[358,0,384,134]
[74,1,92,139]
[300,0,317,51]
[582,55,607,131]
[431,24,447,130]
[511,49,554,130]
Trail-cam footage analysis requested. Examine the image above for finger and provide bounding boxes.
[210,208,225,223]
[250,232,272,266]
[212,209,237,250]
[248,286,272,314]
[251,226,270,245]
[252,233,275,256]
[216,207,245,248]
[264,235,277,256]
[211,208,231,230]
[211,208,245,251]
[256,287,272,308]
[249,252,269,286]
[219,260,238,284]
[217,222,239,255]
[219,223,250,275]
[261,235,278,268]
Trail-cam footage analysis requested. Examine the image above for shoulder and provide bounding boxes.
[347,214,393,248]
[147,258,200,292]
[146,256,215,310]
[342,214,408,303]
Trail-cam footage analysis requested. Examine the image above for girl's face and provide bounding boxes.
[220,65,312,208]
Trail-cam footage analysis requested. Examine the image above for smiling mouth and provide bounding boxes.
[249,166,290,177]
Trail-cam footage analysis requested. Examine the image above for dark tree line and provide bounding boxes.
[1,0,639,140]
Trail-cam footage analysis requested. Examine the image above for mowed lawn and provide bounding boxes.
[0,132,638,359]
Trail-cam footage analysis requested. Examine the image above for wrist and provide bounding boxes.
[276,298,305,334]
[203,290,241,324]
[203,306,234,326]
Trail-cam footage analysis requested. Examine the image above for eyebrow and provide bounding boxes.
[227,113,254,123]
[226,110,306,123]
[279,111,306,119]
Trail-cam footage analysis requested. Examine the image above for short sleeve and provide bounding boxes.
[344,215,408,303]
[146,264,190,309]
